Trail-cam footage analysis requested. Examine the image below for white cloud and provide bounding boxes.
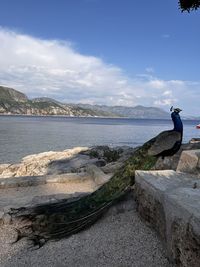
[154,99,174,106]
[163,90,172,96]
[0,28,199,115]
[148,79,166,89]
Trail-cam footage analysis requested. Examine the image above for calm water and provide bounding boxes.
[0,115,199,164]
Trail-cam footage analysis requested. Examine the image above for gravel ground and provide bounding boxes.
[0,193,173,267]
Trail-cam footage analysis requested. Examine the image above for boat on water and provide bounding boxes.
[196,124,200,129]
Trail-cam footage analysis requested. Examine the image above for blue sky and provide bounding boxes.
[0,0,199,115]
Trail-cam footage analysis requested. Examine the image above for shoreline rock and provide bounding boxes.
[0,146,134,178]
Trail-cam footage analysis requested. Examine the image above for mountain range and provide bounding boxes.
[0,85,173,119]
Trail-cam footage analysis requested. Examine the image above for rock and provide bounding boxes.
[0,146,134,179]
[154,142,200,171]
[86,164,112,187]
[47,154,94,175]
[134,170,200,266]
[176,149,200,175]
[190,138,200,144]
[0,147,90,178]
[101,161,124,174]
[0,164,21,178]
[94,159,106,167]
[0,164,10,175]
[2,214,12,225]
[0,211,4,225]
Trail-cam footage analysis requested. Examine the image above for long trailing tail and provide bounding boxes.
[9,138,157,247]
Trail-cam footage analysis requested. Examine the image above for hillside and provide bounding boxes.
[0,86,28,102]
[0,87,91,116]
[75,104,170,119]
[0,86,170,119]
[0,86,114,117]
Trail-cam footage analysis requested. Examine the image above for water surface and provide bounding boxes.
[0,115,199,163]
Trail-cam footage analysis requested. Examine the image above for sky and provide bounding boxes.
[0,0,199,116]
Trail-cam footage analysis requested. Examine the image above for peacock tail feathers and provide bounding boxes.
[10,137,158,247]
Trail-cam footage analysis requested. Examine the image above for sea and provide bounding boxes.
[0,115,199,164]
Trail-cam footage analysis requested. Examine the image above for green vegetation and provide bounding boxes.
[103,148,121,162]
[88,146,122,162]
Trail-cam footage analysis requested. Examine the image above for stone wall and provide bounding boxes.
[134,170,200,266]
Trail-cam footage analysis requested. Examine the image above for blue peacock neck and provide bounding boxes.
[171,111,183,133]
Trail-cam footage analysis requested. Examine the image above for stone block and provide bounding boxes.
[165,188,200,267]
[134,170,200,266]
[177,149,200,175]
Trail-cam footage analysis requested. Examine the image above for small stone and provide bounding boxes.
[0,211,4,218]
[3,214,12,224]
[95,159,106,167]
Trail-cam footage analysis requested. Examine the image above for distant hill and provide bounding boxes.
[0,86,114,117]
[0,85,172,119]
[74,104,170,119]
[0,86,28,102]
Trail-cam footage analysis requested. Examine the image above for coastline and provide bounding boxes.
[0,113,199,121]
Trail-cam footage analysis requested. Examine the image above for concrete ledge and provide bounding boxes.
[135,170,200,266]
[0,173,91,189]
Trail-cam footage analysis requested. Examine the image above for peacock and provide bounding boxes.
[148,107,183,159]
[10,107,183,247]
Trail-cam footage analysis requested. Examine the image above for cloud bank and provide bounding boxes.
[0,28,199,115]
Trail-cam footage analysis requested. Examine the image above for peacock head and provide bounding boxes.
[170,106,182,113]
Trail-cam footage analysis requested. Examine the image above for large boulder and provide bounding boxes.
[0,147,89,178]
[176,149,200,175]
[0,146,133,178]
[154,142,200,171]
